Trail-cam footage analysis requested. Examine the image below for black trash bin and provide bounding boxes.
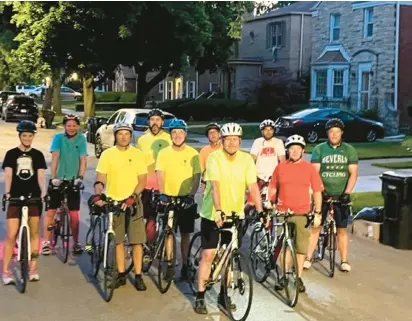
[86,116,108,144]
[380,170,412,249]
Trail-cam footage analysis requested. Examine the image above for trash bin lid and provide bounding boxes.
[380,169,412,182]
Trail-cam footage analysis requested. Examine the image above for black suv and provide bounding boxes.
[1,95,39,123]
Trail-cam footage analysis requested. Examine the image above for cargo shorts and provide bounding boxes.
[113,196,146,245]
[288,215,311,255]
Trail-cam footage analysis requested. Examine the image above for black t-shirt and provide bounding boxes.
[2,147,47,198]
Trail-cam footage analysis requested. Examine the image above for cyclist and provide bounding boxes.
[267,134,323,293]
[305,118,358,272]
[2,121,47,284]
[41,114,87,256]
[194,123,264,315]
[136,108,171,244]
[93,122,148,290]
[155,118,201,281]
[199,123,221,191]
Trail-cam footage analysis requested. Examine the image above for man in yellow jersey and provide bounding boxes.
[194,123,264,315]
[156,118,201,281]
[137,108,172,243]
[93,122,148,291]
[199,123,221,191]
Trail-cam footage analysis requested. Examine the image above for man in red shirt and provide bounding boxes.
[268,134,323,292]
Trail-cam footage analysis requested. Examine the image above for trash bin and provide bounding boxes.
[379,170,412,249]
[41,109,56,129]
[87,116,108,144]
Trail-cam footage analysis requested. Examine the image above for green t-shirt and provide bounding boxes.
[311,142,358,196]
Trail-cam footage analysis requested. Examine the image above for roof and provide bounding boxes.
[119,65,136,79]
[246,1,318,22]
[313,50,349,64]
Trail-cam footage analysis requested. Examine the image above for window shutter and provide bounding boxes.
[281,21,286,47]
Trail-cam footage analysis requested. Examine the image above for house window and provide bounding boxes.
[315,70,327,97]
[167,81,173,100]
[333,70,344,98]
[159,82,164,93]
[330,14,340,42]
[266,22,284,48]
[209,82,219,92]
[186,81,196,98]
[364,8,373,38]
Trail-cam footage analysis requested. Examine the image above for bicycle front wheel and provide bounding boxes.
[124,235,134,275]
[18,226,29,293]
[91,217,103,277]
[187,231,202,295]
[328,226,336,278]
[55,209,70,264]
[250,225,270,283]
[157,229,176,294]
[103,233,117,302]
[282,238,299,307]
[222,251,253,321]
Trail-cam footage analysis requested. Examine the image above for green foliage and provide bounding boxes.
[157,98,195,110]
[358,108,380,121]
[93,92,136,103]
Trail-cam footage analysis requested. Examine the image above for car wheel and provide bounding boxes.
[366,129,377,142]
[95,135,103,158]
[307,130,319,144]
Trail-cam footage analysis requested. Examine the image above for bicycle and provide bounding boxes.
[249,208,313,307]
[47,178,83,263]
[187,212,253,321]
[2,194,48,293]
[314,199,352,278]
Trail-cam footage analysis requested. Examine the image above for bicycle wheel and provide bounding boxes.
[157,229,176,294]
[18,227,29,293]
[328,226,336,278]
[317,229,326,261]
[249,224,270,283]
[282,238,299,307]
[103,233,117,302]
[222,251,253,321]
[187,231,202,295]
[124,235,134,275]
[91,217,103,277]
[55,209,70,263]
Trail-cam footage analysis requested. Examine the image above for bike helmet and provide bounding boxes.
[220,123,243,137]
[17,120,37,133]
[259,119,276,130]
[168,118,187,132]
[147,108,164,119]
[63,114,80,125]
[325,118,344,131]
[205,122,220,136]
[113,122,133,134]
[285,134,306,148]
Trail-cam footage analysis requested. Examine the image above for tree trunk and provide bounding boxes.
[135,67,169,108]
[52,76,62,115]
[83,74,95,118]
[42,87,53,110]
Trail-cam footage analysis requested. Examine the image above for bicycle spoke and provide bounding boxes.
[187,232,202,294]
[250,226,270,283]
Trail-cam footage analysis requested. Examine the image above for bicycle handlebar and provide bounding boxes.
[2,195,49,211]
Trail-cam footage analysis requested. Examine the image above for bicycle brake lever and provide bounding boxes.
[305,214,314,228]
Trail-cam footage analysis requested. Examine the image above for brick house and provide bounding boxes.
[227,1,316,100]
[310,1,412,135]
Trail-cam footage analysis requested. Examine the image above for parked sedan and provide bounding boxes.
[0,91,23,107]
[93,108,175,158]
[275,107,385,143]
[1,95,39,123]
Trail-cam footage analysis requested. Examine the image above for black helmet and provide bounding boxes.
[205,122,220,136]
[325,118,344,131]
[17,120,37,133]
[63,114,80,125]
[147,108,164,120]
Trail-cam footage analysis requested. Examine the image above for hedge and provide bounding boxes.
[94,92,136,102]
[156,98,194,110]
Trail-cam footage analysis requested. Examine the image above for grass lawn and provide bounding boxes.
[351,191,383,214]
[371,161,412,169]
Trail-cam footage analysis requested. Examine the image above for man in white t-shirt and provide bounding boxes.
[250,119,286,180]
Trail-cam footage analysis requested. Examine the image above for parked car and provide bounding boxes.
[93,108,176,158]
[61,86,82,101]
[15,85,37,95]
[275,107,385,143]
[1,95,39,123]
[0,91,23,107]
[25,86,48,98]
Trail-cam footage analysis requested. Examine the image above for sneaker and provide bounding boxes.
[134,274,147,291]
[218,293,237,312]
[194,297,208,314]
[180,265,188,281]
[2,272,14,285]
[29,268,40,282]
[84,243,93,254]
[303,258,312,270]
[340,261,351,272]
[41,241,51,255]
[109,274,126,289]
[298,277,306,293]
[73,243,83,255]
[274,276,285,291]
[164,264,175,281]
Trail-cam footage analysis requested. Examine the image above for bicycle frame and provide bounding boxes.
[103,201,120,269]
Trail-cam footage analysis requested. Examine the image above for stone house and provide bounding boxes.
[227,1,316,100]
[310,1,412,135]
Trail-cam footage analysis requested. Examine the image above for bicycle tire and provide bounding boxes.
[91,217,103,277]
[282,238,299,307]
[103,233,117,302]
[249,225,270,283]
[61,210,70,264]
[157,229,176,294]
[187,231,202,295]
[124,235,134,275]
[222,251,253,321]
[317,230,325,261]
[19,226,29,293]
[328,226,336,278]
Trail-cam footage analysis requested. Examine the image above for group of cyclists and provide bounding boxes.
[1,106,358,316]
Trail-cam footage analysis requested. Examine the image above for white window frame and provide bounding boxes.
[314,69,328,98]
[209,82,219,92]
[363,8,373,39]
[332,69,344,99]
[185,81,196,98]
[357,62,372,111]
[159,81,164,93]
[269,22,283,48]
[167,81,173,100]
[329,14,340,42]
[311,65,349,100]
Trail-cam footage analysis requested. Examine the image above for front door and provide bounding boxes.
[357,63,372,111]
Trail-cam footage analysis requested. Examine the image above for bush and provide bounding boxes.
[157,98,194,110]
[359,108,380,121]
[94,92,136,103]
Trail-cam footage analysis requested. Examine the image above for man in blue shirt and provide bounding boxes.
[41,114,87,255]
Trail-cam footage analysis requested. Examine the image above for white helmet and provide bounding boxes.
[259,119,276,130]
[285,134,306,148]
[113,122,133,134]
[220,122,243,137]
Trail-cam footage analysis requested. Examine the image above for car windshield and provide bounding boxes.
[289,109,318,118]
[15,97,35,104]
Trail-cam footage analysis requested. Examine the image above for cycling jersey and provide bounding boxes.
[199,144,222,175]
[250,137,285,179]
[155,145,201,196]
[137,130,171,189]
[311,142,358,196]
[201,149,256,221]
[96,146,147,201]
[50,133,87,180]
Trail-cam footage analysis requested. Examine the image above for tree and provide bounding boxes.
[255,1,299,16]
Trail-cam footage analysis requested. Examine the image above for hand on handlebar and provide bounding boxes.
[182,195,195,209]
[74,177,84,189]
[215,210,224,228]
[258,211,270,229]
[121,194,137,211]
[51,179,61,187]
[93,194,106,207]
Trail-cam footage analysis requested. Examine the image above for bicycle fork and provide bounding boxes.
[18,205,31,262]
[103,212,114,269]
